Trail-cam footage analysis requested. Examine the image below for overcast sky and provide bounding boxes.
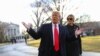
[0,0,100,32]
[0,0,34,32]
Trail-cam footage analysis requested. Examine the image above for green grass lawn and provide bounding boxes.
[27,38,41,47]
[27,35,100,52]
[82,35,100,52]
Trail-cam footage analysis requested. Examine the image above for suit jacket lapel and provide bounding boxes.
[49,23,53,46]
[59,24,62,39]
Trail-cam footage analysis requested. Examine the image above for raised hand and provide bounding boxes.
[75,28,83,37]
[22,22,32,30]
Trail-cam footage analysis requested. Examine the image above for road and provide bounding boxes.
[0,43,38,56]
[0,43,100,56]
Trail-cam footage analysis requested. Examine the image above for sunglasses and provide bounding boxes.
[67,18,74,20]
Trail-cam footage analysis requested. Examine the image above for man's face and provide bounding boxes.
[52,11,60,24]
[67,15,74,24]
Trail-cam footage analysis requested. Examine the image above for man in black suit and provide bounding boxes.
[22,11,69,56]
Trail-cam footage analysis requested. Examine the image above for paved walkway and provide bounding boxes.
[0,43,38,56]
[0,43,100,56]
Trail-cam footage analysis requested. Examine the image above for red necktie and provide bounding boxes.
[54,24,59,51]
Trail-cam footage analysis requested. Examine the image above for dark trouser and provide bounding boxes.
[38,48,61,56]
[66,40,80,56]
[78,38,82,55]
[50,47,61,56]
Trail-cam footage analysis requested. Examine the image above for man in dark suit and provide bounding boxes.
[22,11,69,56]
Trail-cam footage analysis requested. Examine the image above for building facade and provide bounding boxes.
[4,23,20,41]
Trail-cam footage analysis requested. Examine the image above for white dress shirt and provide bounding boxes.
[52,23,59,45]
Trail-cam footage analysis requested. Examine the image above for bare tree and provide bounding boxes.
[30,0,52,31]
[0,21,8,43]
[42,0,82,25]
[52,0,82,23]
[76,14,91,27]
[30,0,82,30]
